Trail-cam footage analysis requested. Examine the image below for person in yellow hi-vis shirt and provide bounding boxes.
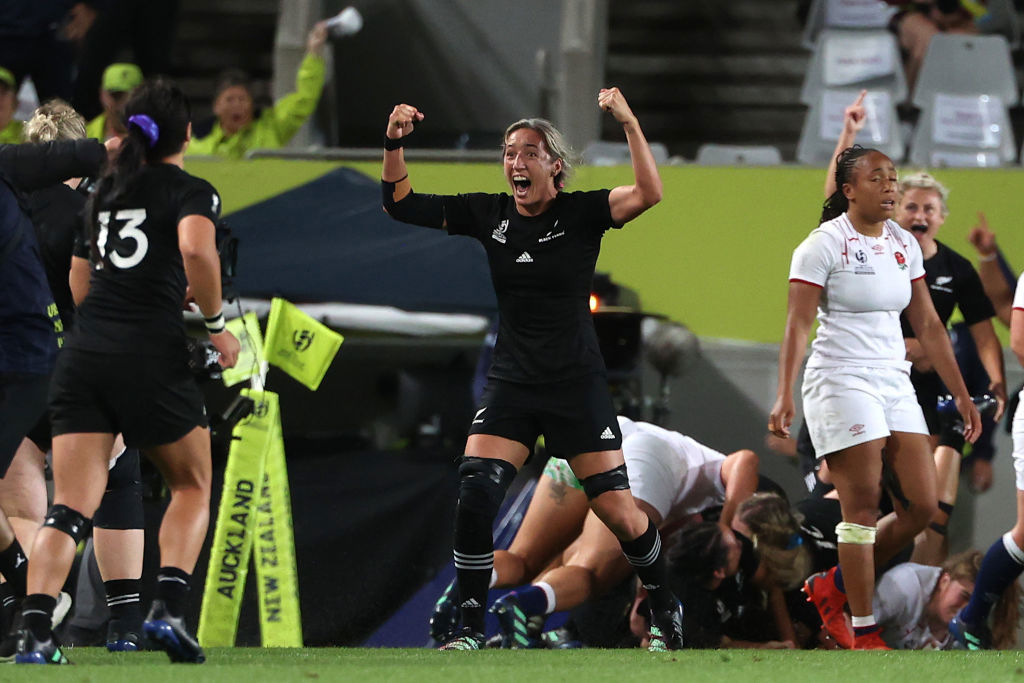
[0,67,23,144]
[85,63,143,142]
[188,21,328,159]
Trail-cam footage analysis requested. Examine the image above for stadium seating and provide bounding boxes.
[800,29,907,105]
[977,0,1022,50]
[908,34,1019,167]
[911,34,1019,109]
[582,140,670,166]
[801,0,898,49]
[695,144,782,166]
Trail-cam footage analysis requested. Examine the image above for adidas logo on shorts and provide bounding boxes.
[516,252,533,263]
[599,427,616,440]
[460,598,482,609]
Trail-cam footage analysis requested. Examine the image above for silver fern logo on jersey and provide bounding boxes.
[492,219,508,244]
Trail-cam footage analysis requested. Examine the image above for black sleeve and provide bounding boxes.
[72,231,89,260]
[0,140,106,192]
[952,254,997,326]
[579,189,616,232]
[177,177,222,225]
[441,193,493,239]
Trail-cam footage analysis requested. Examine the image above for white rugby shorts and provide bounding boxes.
[802,366,927,458]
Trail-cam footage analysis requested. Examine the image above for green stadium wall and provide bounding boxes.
[186,158,1022,344]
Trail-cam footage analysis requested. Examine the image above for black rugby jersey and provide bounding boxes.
[441,190,617,383]
[901,240,994,337]
[70,164,221,356]
[28,183,85,330]
[900,240,995,398]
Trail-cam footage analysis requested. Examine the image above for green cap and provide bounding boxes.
[101,63,143,93]
[0,67,14,90]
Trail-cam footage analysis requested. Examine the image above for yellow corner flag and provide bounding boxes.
[263,298,343,391]
[221,312,265,387]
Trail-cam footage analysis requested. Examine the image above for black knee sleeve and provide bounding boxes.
[457,456,517,517]
[94,449,144,530]
[581,464,630,500]
[43,504,91,545]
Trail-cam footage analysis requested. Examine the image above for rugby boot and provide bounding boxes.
[107,614,145,652]
[143,600,205,663]
[13,627,69,665]
[0,600,20,662]
[438,626,485,651]
[0,592,67,661]
[804,567,853,649]
[489,593,542,649]
[648,599,684,651]
[853,630,891,650]
[949,612,991,650]
[428,579,459,642]
[541,625,582,649]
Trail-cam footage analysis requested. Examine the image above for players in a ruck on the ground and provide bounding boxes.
[430,415,761,648]
[382,88,684,651]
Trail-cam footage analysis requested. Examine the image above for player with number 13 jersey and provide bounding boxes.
[70,165,220,357]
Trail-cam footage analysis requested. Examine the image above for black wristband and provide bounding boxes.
[384,136,404,151]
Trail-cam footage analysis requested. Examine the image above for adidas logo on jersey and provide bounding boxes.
[516,252,533,263]
[599,427,616,440]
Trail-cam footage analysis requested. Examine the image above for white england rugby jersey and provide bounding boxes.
[1012,272,1024,312]
[617,416,726,524]
[873,563,951,650]
[789,213,924,370]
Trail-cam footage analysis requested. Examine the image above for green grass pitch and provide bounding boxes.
[5,648,1024,682]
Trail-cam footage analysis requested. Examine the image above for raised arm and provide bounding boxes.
[769,282,821,439]
[268,22,328,145]
[0,139,105,191]
[904,278,981,441]
[382,104,423,199]
[968,213,1014,328]
[381,104,449,230]
[824,90,867,198]
[603,88,662,226]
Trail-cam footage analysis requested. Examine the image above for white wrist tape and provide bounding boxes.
[835,521,876,545]
[204,310,226,334]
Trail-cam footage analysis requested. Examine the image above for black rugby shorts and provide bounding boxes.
[468,373,622,457]
[50,348,208,449]
[0,372,51,477]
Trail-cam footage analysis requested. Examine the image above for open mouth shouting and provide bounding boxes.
[512,175,531,197]
[910,224,928,234]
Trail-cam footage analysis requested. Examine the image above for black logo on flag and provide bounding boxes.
[292,330,315,351]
